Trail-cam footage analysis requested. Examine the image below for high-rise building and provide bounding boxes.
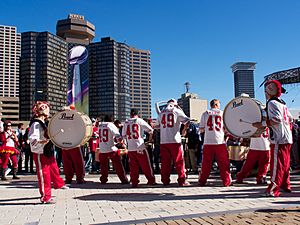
[56,14,95,45]
[0,25,21,124]
[0,25,21,97]
[129,47,151,119]
[231,62,256,98]
[19,32,68,121]
[89,37,131,121]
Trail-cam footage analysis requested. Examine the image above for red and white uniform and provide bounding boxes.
[157,105,190,185]
[236,129,270,184]
[98,122,128,184]
[266,99,293,197]
[0,130,19,169]
[29,120,65,203]
[122,118,155,187]
[198,108,231,186]
[62,147,85,184]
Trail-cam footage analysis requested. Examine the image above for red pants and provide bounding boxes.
[99,151,128,184]
[160,143,186,185]
[1,153,18,169]
[62,147,85,183]
[236,150,270,183]
[33,153,65,203]
[199,144,231,186]
[266,143,292,197]
[128,149,155,187]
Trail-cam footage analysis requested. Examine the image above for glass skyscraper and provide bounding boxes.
[19,32,68,120]
[89,37,131,121]
[231,62,256,98]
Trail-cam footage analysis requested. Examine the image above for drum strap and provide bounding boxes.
[266,97,285,118]
[30,119,50,139]
[266,97,286,142]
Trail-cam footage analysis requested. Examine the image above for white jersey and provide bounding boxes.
[199,108,225,145]
[250,128,270,151]
[122,117,153,151]
[267,99,293,144]
[98,122,120,153]
[157,105,190,144]
[28,121,48,154]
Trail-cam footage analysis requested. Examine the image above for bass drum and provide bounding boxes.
[223,96,266,138]
[48,110,92,149]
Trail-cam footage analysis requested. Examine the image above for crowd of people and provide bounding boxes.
[0,80,299,203]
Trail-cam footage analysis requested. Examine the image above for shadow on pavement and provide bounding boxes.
[0,180,38,189]
[74,190,266,202]
[0,196,40,206]
[255,207,300,213]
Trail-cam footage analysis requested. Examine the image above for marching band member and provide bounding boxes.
[0,120,20,180]
[156,98,190,186]
[198,99,232,187]
[236,128,270,184]
[253,80,293,197]
[98,115,129,184]
[62,146,86,184]
[28,101,67,204]
[122,109,156,188]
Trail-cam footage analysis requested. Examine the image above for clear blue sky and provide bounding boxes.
[1,0,300,116]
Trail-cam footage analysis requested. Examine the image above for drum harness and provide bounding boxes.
[265,97,286,142]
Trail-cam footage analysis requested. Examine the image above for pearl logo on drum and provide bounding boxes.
[232,99,243,108]
[60,113,74,120]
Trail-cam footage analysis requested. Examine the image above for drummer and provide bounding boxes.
[60,106,86,184]
[28,101,68,204]
[198,99,232,187]
[236,128,270,184]
[253,80,293,197]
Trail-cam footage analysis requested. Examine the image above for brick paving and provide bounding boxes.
[0,170,299,225]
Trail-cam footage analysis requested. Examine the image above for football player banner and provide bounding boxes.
[67,46,88,114]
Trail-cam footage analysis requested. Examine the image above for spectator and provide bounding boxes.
[0,120,20,180]
[185,122,200,174]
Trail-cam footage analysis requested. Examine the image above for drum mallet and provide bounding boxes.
[51,129,64,138]
[239,119,253,124]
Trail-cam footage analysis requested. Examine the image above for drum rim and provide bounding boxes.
[223,96,264,138]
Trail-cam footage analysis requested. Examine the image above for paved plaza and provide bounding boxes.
[0,171,299,225]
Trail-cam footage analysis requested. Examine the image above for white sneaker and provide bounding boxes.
[60,185,69,190]
[5,168,11,176]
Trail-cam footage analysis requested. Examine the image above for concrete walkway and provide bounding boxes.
[0,171,299,225]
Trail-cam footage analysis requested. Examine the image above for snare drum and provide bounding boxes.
[223,96,266,138]
[48,110,92,149]
[227,146,249,161]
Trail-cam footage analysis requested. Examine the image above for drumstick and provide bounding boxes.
[51,129,64,138]
[239,119,253,124]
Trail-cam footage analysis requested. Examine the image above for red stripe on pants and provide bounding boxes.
[99,151,128,184]
[128,150,155,186]
[199,144,231,186]
[62,147,85,183]
[266,143,291,197]
[160,143,186,185]
[33,153,65,202]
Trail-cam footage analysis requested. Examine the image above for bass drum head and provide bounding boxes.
[48,110,92,149]
[223,96,263,138]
